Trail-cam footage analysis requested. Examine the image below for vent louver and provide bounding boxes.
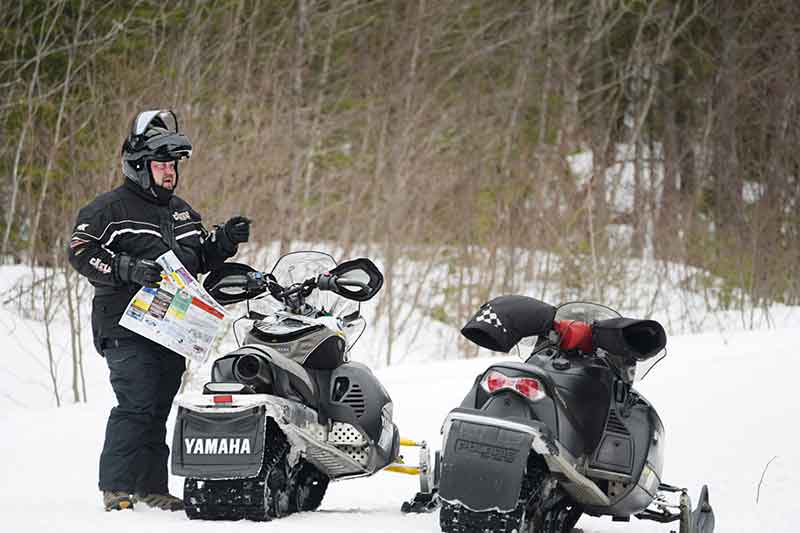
[605,409,630,436]
[341,383,366,418]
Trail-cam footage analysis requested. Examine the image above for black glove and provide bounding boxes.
[116,255,163,288]
[224,216,251,245]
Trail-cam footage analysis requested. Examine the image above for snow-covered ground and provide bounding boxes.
[1,263,798,532]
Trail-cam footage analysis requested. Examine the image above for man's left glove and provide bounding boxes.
[115,255,164,288]
[224,216,251,244]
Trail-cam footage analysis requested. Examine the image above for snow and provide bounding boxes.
[1,264,799,532]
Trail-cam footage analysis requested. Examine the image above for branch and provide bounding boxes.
[756,455,778,504]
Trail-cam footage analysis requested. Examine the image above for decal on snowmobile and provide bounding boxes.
[454,438,519,463]
[184,437,252,455]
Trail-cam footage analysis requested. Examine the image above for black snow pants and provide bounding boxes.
[98,338,185,494]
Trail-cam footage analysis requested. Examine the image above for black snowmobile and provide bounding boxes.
[436,296,715,533]
[171,251,434,520]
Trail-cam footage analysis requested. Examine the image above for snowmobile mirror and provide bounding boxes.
[326,258,383,302]
[204,262,262,306]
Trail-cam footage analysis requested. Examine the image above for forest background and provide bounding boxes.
[2,0,799,403]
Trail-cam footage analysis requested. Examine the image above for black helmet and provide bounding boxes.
[121,110,192,191]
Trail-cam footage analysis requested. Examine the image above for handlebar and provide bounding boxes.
[213,270,364,306]
[273,278,316,299]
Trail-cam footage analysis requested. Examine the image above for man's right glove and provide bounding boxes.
[115,255,163,288]
[224,216,251,245]
[216,215,251,253]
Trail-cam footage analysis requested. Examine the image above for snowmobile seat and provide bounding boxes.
[229,345,319,409]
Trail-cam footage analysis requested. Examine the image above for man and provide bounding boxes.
[67,110,252,512]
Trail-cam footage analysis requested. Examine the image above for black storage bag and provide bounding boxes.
[461,295,557,353]
[591,318,666,361]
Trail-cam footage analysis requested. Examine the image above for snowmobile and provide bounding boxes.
[171,251,434,520]
[435,296,715,533]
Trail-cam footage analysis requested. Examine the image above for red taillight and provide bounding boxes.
[514,377,542,399]
[213,395,233,404]
[481,370,546,402]
[486,371,508,392]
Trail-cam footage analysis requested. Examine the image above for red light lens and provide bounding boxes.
[481,370,545,402]
[514,378,541,399]
[213,395,233,404]
[486,371,510,392]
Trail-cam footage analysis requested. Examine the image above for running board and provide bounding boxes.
[443,410,610,508]
[291,424,369,478]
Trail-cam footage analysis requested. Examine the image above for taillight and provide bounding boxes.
[480,370,546,402]
[213,395,233,404]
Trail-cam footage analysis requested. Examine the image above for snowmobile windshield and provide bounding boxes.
[267,251,357,319]
[524,301,665,381]
[522,301,621,350]
[555,301,621,323]
[633,349,666,381]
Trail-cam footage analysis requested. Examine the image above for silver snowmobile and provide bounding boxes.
[435,296,715,533]
[171,251,434,520]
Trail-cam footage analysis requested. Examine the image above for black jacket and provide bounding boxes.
[68,180,236,352]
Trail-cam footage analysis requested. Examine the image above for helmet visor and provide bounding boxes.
[132,110,179,137]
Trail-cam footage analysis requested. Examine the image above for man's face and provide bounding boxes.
[150,160,176,189]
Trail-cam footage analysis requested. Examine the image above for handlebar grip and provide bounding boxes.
[317,272,338,292]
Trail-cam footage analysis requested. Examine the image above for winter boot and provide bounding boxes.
[134,493,184,511]
[103,491,134,511]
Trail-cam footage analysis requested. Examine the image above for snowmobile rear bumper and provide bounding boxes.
[172,404,269,479]
[173,393,372,480]
[438,408,610,512]
[172,393,321,479]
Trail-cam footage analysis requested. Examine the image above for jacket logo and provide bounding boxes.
[173,210,191,221]
[89,257,112,274]
[76,223,89,231]
[184,437,252,455]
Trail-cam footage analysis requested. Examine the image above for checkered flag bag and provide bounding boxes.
[474,304,507,333]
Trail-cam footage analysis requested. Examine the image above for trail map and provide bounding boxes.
[119,251,226,363]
